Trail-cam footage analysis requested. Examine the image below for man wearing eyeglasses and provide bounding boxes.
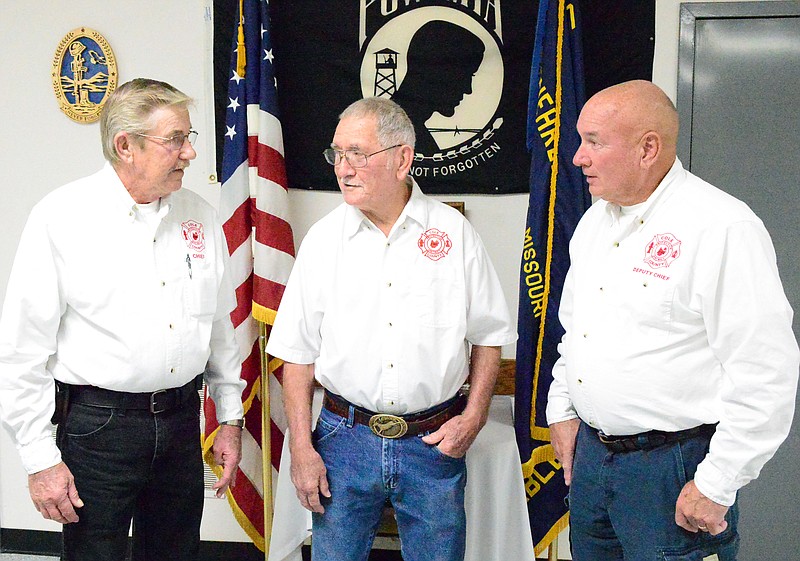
[267,97,516,561]
[0,78,245,561]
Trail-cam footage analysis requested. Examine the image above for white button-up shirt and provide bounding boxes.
[0,164,245,473]
[547,159,799,506]
[267,180,516,414]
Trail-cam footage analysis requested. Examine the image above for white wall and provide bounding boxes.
[0,0,248,542]
[0,0,782,548]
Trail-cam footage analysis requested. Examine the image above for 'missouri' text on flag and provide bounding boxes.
[201,0,295,551]
[514,0,589,555]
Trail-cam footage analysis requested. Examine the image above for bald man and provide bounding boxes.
[546,80,798,560]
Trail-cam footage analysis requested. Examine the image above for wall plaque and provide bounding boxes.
[52,27,118,123]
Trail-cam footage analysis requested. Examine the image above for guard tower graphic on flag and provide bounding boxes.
[373,48,398,96]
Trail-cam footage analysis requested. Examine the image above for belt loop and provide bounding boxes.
[346,405,355,428]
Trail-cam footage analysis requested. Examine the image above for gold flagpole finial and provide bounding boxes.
[236,0,247,77]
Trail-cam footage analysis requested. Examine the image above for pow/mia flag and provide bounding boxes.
[268,0,538,194]
[214,1,655,192]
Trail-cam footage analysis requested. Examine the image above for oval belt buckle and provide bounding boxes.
[369,414,408,439]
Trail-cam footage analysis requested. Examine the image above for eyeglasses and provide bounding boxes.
[134,130,198,151]
[323,144,401,168]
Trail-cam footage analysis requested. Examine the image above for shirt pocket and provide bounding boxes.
[411,274,465,329]
[616,273,675,333]
[185,270,218,318]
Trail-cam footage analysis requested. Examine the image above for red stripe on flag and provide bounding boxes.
[229,472,265,538]
[271,418,284,469]
[248,136,288,189]
[222,200,252,255]
[243,397,263,444]
[240,341,261,385]
[253,207,295,257]
[253,275,287,314]
[231,278,254,328]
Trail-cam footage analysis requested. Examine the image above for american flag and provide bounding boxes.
[202,0,295,551]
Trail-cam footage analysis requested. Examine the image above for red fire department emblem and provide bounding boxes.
[644,233,681,269]
[418,228,452,261]
[181,220,205,252]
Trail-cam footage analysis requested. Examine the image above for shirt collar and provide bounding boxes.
[342,178,425,238]
[101,162,173,223]
[397,178,428,229]
[604,158,685,227]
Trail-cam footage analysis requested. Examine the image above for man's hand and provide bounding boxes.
[282,361,329,513]
[28,462,83,524]
[675,480,729,535]
[549,418,580,485]
[211,424,243,498]
[423,345,500,458]
[290,444,331,513]
[421,413,481,458]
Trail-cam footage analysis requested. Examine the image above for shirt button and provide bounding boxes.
[387,282,392,287]
[387,363,394,369]
[170,368,175,374]
[583,333,588,338]
[161,281,166,287]
[388,322,393,327]
[613,242,620,247]
[578,379,583,384]
[169,324,174,329]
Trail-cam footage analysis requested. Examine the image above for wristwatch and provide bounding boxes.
[220,418,245,428]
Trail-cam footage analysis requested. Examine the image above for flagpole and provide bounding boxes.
[259,321,273,559]
[548,541,558,561]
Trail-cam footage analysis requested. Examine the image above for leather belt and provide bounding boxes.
[322,391,467,439]
[66,377,200,414]
[595,423,717,453]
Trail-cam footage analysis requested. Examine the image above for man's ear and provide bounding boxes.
[114,132,135,164]
[395,144,415,180]
[639,131,661,169]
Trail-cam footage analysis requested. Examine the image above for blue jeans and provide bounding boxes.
[57,394,204,561]
[570,422,739,561]
[311,406,467,561]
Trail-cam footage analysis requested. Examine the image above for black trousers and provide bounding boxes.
[57,393,204,561]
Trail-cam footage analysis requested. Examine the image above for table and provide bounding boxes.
[268,393,535,561]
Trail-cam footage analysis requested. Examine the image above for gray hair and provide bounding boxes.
[100,78,193,164]
[339,97,416,150]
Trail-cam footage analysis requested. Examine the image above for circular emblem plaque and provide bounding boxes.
[51,27,118,123]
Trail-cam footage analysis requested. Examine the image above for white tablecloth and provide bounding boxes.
[268,393,535,561]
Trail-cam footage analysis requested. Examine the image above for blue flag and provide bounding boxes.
[514,0,590,555]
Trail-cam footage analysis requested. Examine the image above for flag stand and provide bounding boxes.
[259,321,273,559]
